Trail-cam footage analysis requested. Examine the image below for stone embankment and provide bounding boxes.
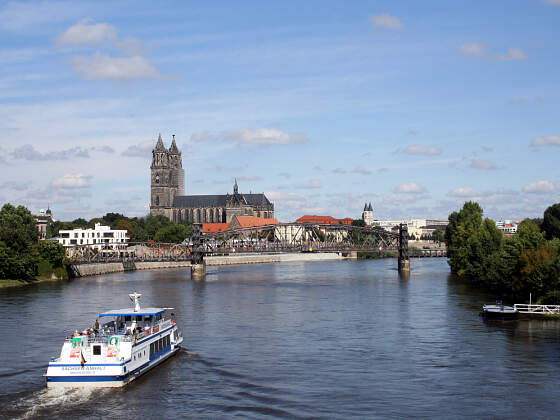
[69,252,356,278]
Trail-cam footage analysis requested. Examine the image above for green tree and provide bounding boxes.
[351,219,366,227]
[144,215,174,239]
[72,218,89,228]
[445,201,483,276]
[0,204,39,280]
[154,224,191,243]
[432,229,444,243]
[37,241,66,268]
[542,203,560,240]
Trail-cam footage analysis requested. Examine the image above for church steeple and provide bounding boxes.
[233,179,238,195]
[154,133,166,151]
[169,134,179,154]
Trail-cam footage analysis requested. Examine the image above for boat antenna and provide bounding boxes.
[129,292,142,312]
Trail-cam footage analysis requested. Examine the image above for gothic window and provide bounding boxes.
[169,173,172,184]
[155,196,159,206]
[196,209,201,223]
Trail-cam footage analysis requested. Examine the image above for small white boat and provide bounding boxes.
[481,301,519,320]
[45,292,183,388]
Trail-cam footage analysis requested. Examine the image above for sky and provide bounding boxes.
[1,0,559,223]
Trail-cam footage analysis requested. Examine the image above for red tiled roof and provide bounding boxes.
[296,215,340,224]
[232,216,279,228]
[338,218,353,225]
[203,223,230,233]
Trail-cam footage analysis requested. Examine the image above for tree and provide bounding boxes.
[542,203,560,240]
[72,218,89,228]
[445,201,483,276]
[351,219,366,227]
[154,224,191,243]
[0,204,39,279]
[38,241,66,268]
[0,203,38,251]
[432,229,444,244]
[144,215,174,239]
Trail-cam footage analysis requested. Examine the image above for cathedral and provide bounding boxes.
[150,135,274,223]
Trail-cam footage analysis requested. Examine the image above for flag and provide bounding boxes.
[81,349,87,367]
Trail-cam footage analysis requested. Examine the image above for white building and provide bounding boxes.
[495,220,518,234]
[372,218,448,240]
[57,223,129,249]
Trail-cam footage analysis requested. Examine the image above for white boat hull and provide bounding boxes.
[46,342,182,388]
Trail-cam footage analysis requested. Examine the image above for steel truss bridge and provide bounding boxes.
[67,223,417,271]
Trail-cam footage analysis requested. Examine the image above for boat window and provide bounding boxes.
[135,316,142,321]
[93,345,101,356]
[125,316,131,322]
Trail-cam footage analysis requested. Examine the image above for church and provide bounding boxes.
[150,135,274,223]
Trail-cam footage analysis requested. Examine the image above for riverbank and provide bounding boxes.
[68,252,356,278]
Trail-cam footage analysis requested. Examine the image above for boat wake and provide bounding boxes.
[8,387,110,420]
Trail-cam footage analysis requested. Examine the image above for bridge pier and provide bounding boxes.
[398,223,410,273]
[191,223,206,280]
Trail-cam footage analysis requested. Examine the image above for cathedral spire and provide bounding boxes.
[154,133,166,151]
[169,134,179,154]
[233,178,238,195]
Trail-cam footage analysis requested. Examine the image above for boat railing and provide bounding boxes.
[513,304,560,314]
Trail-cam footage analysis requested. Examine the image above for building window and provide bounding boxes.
[155,196,159,206]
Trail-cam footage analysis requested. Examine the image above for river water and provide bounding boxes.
[1,258,559,419]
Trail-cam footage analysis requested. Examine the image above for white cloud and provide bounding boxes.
[55,21,118,46]
[369,13,404,30]
[522,180,556,194]
[543,0,560,5]
[404,144,442,156]
[121,141,154,157]
[530,135,560,147]
[492,47,528,61]
[0,1,84,31]
[459,43,487,57]
[296,179,321,189]
[352,166,371,175]
[51,173,91,189]
[448,187,480,197]
[507,98,528,105]
[237,175,262,182]
[394,182,425,194]
[71,53,160,81]
[470,159,496,170]
[332,168,347,174]
[191,128,307,146]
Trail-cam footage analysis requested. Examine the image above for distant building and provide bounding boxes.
[373,218,448,240]
[362,203,374,226]
[56,223,129,249]
[495,220,518,235]
[36,207,54,240]
[296,215,341,225]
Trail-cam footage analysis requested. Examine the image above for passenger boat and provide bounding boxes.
[45,292,183,387]
[481,301,519,320]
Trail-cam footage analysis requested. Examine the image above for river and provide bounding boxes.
[1,258,559,419]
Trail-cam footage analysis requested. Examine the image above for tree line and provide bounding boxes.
[445,201,560,303]
[0,203,193,281]
[47,212,192,244]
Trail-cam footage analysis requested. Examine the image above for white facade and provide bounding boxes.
[372,218,448,239]
[495,220,518,234]
[57,223,129,249]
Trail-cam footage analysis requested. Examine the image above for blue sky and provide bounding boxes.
[1,0,559,222]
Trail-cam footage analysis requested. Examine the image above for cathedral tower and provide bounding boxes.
[362,202,374,226]
[150,134,185,218]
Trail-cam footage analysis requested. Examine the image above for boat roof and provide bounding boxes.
[99,307,166,317]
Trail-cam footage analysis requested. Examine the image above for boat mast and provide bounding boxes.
[129,292,142,312]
